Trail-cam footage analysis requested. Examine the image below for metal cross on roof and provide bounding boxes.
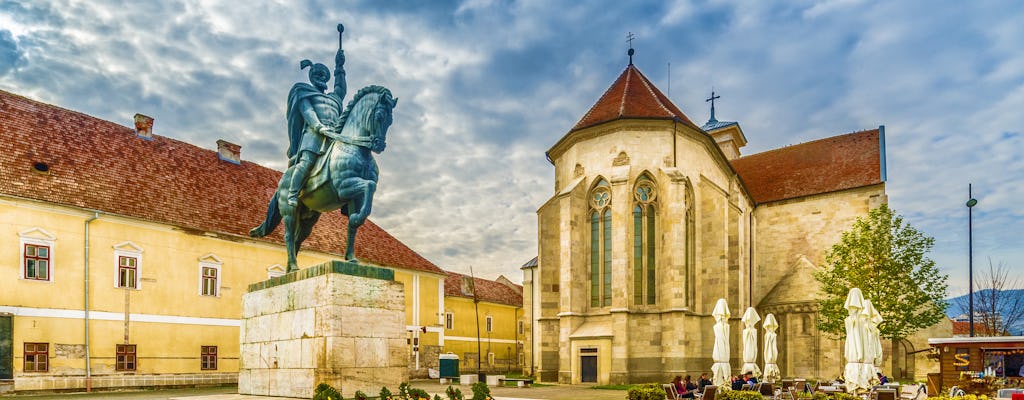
[626,32,636,65]
[706,89,721,121]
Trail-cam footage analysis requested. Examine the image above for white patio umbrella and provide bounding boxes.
[741,307,762,378]
[712,298,732,387]
[843,288,870,392]
[863,299,884,380]
[762,313,781,383]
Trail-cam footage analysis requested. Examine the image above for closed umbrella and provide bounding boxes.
[762,313,780,383]
[863,299,884,381]
[712,298,732,387]
[741,307,762,378]
[843,288,870,392]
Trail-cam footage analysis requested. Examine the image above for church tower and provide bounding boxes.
[531,50,754,384]
[524,45,899,384]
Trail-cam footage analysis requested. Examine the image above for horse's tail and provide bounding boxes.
[249,194,282,238]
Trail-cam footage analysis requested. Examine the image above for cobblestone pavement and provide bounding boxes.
[0,381,630,400]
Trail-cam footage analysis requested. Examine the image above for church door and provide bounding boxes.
[581,355,598,383]
[0,315,12,380]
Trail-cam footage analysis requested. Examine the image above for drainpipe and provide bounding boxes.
[83,212,99,392]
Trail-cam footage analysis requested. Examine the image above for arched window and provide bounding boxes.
[590,179,612,308]
[633,175,657,305]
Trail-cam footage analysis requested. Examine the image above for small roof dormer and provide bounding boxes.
[700,90,747,160]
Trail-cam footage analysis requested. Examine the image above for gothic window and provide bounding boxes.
[633,175,657,305]
[590,178,612,308]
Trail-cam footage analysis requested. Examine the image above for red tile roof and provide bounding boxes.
[571,64,700,132]
[730,129,884,204]
[952,320,1005,336]
[444,272,523,307]
[0,90,444,275]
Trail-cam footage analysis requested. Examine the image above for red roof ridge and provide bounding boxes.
[635,67,673,116]
[730,128,883,204]
[443,271,523,307]
[618,68,631,116]
[735,128,879,161]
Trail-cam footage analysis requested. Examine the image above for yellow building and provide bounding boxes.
[440,273,523,374]
[0,90,449,392]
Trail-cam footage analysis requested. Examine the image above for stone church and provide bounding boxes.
[520,58,910,384]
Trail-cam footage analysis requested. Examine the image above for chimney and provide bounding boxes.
[133,113,154,140]
[216,139,241,165]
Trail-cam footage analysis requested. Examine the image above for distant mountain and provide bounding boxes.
[946,289,1024,335]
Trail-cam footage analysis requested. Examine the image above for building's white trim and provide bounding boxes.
[266,264,285,278]
[445,336,523,344]
[0,306,240,327]
[929,336,1024,345]
[198,253,223,264]
[18,227,58,241]
[412,274,420,326]
[112,241,144,253]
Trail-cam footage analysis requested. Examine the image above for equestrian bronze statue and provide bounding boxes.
[250,23,397,272]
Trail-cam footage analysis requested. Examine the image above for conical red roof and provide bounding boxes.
[571,64,698,132]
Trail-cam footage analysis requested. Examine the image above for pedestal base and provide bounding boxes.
[239,261,407,398]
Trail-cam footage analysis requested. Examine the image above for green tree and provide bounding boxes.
[814,204,948,340]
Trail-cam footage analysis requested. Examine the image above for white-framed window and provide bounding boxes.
[198,253,223,297]
[485,316,493,332]
[518,319,524,335]
[445,312,454,330]
[113,242,144,290]
[19,228,56,282]
[487,352,495,365]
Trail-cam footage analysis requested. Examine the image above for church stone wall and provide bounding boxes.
[752,184,886,306]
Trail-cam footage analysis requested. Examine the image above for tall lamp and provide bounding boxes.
[967,184,978,337]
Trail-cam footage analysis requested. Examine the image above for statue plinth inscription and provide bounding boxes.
[239,260,407,398]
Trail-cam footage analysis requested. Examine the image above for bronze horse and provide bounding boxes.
[250,85,397,272]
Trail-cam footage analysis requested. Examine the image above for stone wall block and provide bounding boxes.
[353,337,388,367]
[326,336,355,368]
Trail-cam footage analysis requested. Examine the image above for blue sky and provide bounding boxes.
[1,1,1021,292]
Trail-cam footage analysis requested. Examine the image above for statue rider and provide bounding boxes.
[285,24,347,207]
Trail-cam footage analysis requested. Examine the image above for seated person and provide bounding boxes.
[698,373,713,391]
[673,375,685,396]
[732,375,746,390]
[745,371,758,385]
[679,375,698,399]
[877,372,889,384]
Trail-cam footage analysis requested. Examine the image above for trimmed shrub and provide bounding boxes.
[719,389,766,400]
[471,381,492,400]
[446,385,465,400]
[313,383,343,400]
[627,383,667,400]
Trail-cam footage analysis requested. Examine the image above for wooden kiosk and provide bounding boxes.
[928,337,1024,395]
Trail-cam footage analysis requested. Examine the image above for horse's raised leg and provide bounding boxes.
[348,180,376,227]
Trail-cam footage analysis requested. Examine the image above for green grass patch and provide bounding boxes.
[593,384,638,390]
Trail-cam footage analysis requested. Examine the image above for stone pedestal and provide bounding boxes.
[239,261,407,399]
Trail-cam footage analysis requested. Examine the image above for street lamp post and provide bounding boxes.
[967,184,978,337]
